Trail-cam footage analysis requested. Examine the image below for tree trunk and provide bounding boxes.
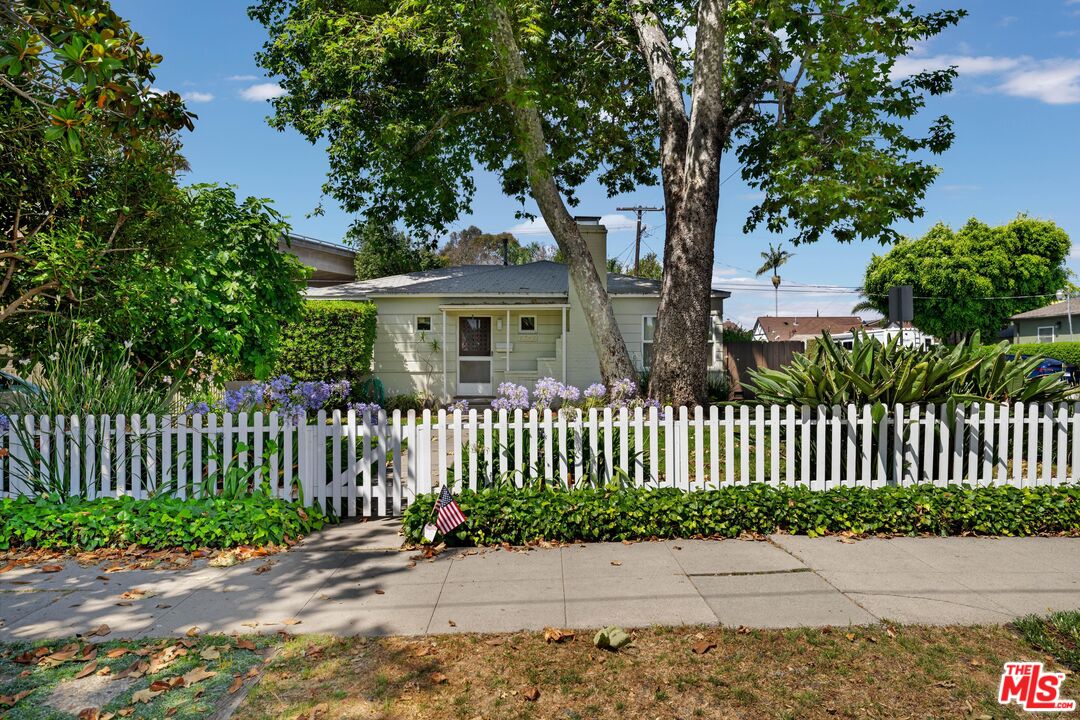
[639,0,728,406]
[490,5,636,385]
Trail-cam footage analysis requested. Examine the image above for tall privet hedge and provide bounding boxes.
[275,300,377,380]
[1012,342,1080,369]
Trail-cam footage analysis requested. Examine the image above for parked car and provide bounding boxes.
[1005,355,1079,385]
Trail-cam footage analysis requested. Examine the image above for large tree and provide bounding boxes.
[608,0,964,403]
[348,221,446,280]
[250,0,963,403]
[439,226,553,266]
[860,217,1072,341]
[1,0,193,324]
[249,0,655,384]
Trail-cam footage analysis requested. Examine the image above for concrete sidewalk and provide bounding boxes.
[2,521,1078,640]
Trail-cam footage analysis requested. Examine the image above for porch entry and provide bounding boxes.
[458,316,492,395]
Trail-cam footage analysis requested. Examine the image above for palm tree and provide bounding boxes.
[755,243,795,316]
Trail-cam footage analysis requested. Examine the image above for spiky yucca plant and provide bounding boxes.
[744,332,1077,407]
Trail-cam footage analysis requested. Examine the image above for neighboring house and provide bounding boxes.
[1009,300,1080,344]
[832,320,938,350]
[307,218,731,400]
[279,233,356,287]
[752,315,864,345]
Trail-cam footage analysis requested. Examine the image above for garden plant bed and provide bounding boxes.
[234,615,1079,720]
[404,484,1080,545]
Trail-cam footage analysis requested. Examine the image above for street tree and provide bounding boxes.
[860,217,1072,341]
[348,221,446,281]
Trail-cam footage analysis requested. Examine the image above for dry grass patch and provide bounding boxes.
[235,623,1070,720]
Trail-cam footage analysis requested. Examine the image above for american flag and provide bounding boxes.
[435,485,467,534]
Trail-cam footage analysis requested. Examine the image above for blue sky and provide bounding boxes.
[114,0,1080,326]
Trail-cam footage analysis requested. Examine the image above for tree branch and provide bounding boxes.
[409,102,493,156]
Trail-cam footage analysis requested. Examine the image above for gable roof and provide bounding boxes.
[754,315,864,341]
[1010,300,1072,321]
[305,261,731,300]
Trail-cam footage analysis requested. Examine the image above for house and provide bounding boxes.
[832,320,938,349]
[752,315,864,345]
[1009,300,1080,344]
[307,218,731,400]
[279,233,356,287]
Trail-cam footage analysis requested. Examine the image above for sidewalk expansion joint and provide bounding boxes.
[684,568,813,578]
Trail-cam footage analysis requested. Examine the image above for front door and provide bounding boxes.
[457,316,492,395]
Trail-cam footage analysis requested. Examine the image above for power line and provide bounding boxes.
[616,205,664,274]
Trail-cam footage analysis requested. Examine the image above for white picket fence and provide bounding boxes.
[1,401,1078,517]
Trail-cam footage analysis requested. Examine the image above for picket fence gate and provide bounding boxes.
[2,401,1078,518]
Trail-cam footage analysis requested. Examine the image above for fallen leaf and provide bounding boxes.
[97,666,111,676]
[185,627,199,637]
[75,660,99,679]
[88,624,111,638]
[13,647,50,664]
[281,618,301,625]
[845,632,856,642]
[0,562,15,574]
[199,647,220,660]
[253,563,271,575]
[106,648,129,659]
[543,627,574,644]
[520,686,540,701]
[969,658,984,667]
[307,703,328,719]
[77,708,100,720]
[131,688,162,704]
[430,672,449,685]
[118,709,135,717]
[0,689,33,706]
[166,708,178,717]
[691,641,717,655]
[609,560,622,566]
[374,589,385,595]
[236,639,256,651]
[245,667,259,679]
[40,565,63,573]
[447,620,456,628]
[885,627,897,638]
[149,680,173,693]
[227,674,244,693]
[181,666,216,687]
[415,645,434,657]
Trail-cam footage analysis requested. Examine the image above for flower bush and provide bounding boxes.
[488,377,659,415]
[186,375,381,424]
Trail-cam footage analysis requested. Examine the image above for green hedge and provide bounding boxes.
[275,300,377,381]
[0,494,328,551]
[1012,342,1080,368]
[403,484,1080,545]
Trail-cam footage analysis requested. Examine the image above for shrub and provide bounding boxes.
[0,494,329,551]
[1012,342,1080,369]
[402,484,1080,545]
[275,300,377,383]
[746,331,1077,406]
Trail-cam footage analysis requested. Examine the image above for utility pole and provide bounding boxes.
[616,205,663,274]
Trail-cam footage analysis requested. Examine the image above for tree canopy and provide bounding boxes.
[2,1,307,382]
[860,217,1072,340]
[607,252,663,280]
[348,221,445,280]
[438,226,553,266]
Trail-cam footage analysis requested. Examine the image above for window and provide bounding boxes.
[642,316,657,369]
[519,315,537,333]
[416,316,432,332]
[1037,326,1055,343]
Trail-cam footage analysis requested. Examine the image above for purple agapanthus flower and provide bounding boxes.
[584,383,606,399]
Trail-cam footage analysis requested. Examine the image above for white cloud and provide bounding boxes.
[1070,244,1080,260]
[239,82,286,101]
[506,213,638,237]
[997,60,1080,104]
[891,52,1080,105]
[890,54,1024,80]
[182,91,214,103]
[226,74,258,81]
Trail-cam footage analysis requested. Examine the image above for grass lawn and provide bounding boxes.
[236,614,1079,720]
[3,612,1076,720]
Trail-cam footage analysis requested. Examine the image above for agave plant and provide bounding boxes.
[744,331,1077,407]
